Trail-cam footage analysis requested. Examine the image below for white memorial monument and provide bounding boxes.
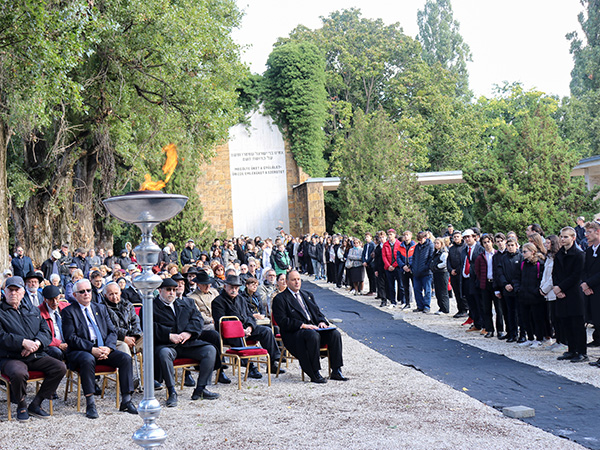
[229,109,290,238]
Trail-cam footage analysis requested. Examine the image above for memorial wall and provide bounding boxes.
[228,110,290,238]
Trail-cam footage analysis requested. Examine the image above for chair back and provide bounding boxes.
[219,316,245,340]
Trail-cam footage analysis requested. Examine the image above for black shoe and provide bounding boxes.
[94,382,102,396]
[154,380,163,391]
[557,352,576,361]
[271,365,285,374]
[310,373,327,384]
[402,303,411,310]
[484,331,494,338]
[16,408,29,422]
[379,300,388,307]
[413,308,423,312]
[497,332,508,340]
[191,388,220,400]
[27,404,50,419]
[589,358,600,367]
[516,336,527,344]
[330,369,349,381]
[248,366,262,379]
[218,371,231,384]
[184,372,195,387]
[166,390,178,408]
[119,400,138,415]
[587,341,600,347]
[51,393,59,400]
[570,354,589,363]
[453,311,468,318]
[85,404,99,419]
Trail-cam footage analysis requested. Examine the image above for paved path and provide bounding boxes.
[302,281,600,450]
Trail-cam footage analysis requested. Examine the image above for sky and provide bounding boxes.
[232,0,586,99]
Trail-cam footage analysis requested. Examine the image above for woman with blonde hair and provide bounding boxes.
[518,242,546,347]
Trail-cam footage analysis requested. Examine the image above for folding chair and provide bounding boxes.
[64,365,119,411]
[216,316,271,390]
[0,371,53,421]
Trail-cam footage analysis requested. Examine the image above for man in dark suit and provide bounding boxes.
[24,271,44,308]
[152,278,219,406]
[581,221,600,365]
[272,270,348,384]
[11,246,34,279]
[460,229,485,332]
[362,233,376,296]
[62,279,138,419]
[38,285,69,361]
[0,276,67,421]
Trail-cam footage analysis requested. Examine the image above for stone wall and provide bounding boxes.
[291,180,325,236]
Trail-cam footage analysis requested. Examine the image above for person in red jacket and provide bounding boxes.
[38,285,68,361]
[381,229,403,308]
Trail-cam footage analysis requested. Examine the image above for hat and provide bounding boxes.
[387,228,396,234]
[68,262,78,269]
[120,249,128,255]
[187,238,194,243]
[186,267,198,275]
[193,271,212,285]
[52,250,61,260]
[447,224,453,228]
[4,276,24,289]
[75,247,85,254]
[127,264,137,272]
[171,273,185,281]
[223,274,242,286]
[462,229,475,237]
[42,285,61,300]
[24,271,43,282]
[159,278,178,289]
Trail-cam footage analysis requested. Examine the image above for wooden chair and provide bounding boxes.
[64,365,119,412]
[0,371,53,421]
[216,316,271,390]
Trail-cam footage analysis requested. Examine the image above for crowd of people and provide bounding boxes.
[0,235,349,421]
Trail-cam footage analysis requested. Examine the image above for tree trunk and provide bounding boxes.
[71,152,98,252]
[0,119,10,271]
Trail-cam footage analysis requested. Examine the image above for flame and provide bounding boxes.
[140,143,178,191]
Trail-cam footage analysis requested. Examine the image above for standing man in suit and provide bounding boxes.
[362,233,376,296]
[272,270,348,384]
[460,229,485,332]
[62,279,138,419]
[581,221,600,365]
[11,247,34,279]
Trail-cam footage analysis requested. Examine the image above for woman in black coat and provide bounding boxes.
[518,243,545,346]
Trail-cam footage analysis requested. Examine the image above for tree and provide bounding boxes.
[467,84,598,236]
[417,0,472,98]
[263,41,328,177]
[568,0,600,97]
[6,0,246,264]
[331,108,427,235]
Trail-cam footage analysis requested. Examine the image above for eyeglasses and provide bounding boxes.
[76,289,92,294]
[164,287,177,292]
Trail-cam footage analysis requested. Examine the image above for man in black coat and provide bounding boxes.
[460,229,485,331]
[212,275,282,379]
[272,270,348,384]
[373,231,387,301]
[447,231,467,318]
[553,227,587,363]
[62,279,138,418]
[362,233,377,296]
[0,276,67,421]
[581,221,600,364]
[151,278,219,407]
[10,246,34,279]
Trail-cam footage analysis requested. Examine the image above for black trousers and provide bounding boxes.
[45,345,66,361]
[502,293,519,339]
[365,265,376,294]
[433,271,450,313]
[327,262,336,284]
[375,270,387,299]
[67,349,134,396]
[225,325,280,363]
[199,330,223,370]
[156,344,216,389]
[463,277,483,328]
[588,294,600,344]
[519,302,546,341]
[1,356,66,404]
[385,268,403,304]
[335,262,345,288]
[281,328,343,381]
[561,314,587,356]
[450,273,467,313]
[481,283,504,333]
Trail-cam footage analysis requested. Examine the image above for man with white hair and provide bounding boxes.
[62,279,137,418]
[41,249,62,282]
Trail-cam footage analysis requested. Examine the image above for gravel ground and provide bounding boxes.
[0,275,591,450]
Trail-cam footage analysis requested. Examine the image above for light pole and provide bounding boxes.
[103,191,188,449]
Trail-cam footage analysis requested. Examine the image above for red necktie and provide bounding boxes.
[465,247,471,275]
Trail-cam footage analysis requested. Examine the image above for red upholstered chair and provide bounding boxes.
[216,316,271,390]
[0,371,54,421]
[173,358,201,390]
[64,365,119,411]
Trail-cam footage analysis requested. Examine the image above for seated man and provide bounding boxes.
[152,278,220,407]
[102,282,143,357]
[62,279,138,419]
[24,270,44,309]
[212,275,283,379]
[38,285,68,361]
[0,277,67,421]
[272,270,348,384]
[187,271,219,330]
[241,277,267,321]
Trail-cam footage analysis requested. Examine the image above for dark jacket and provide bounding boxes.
[553,245,585,317]
[497,250,523,296]
[41,258,57,281]
[11,255,34,279]
[181,247,201,266]
[103,298,142,341]
[62,301,118,352]
[0,300,51,368]
[373,243,385,273]
[212,290,257,331]
[412,239,434,278]
[362,241,376,267]
[460,243,485,286]
[397,240,416,269]
[519,259,545,305]
[307,243,319,260]
[241,291,266,316]
[72,255,90,278]
[150,297,209,349]
[474,251,495,290]
[121,286,143,304]
[272,289,328,333]
[447,242,465,275]
[430,249,448,274]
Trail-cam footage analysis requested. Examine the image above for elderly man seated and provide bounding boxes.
[152,278,220,407]
[212,274,283,379]
[187,271,219,330]
[38,285,68,361]
[62,279,138,419]
[102,282,143,357]
[0,276,67,421]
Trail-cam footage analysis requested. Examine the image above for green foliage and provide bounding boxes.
[332,109,427,235]
[417,0,472,98]
[568,0,600,97]
[466,84,598,235]
[263,41,328,177]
